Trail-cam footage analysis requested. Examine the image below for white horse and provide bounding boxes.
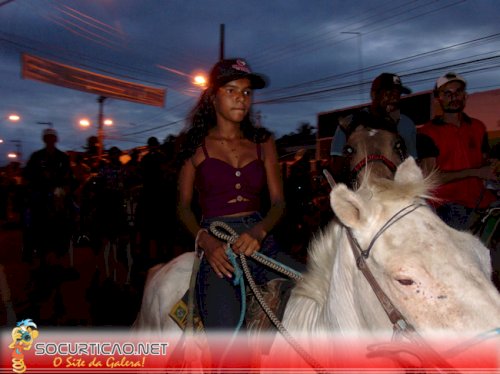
[133,158,499,348]
[283,158,500,336]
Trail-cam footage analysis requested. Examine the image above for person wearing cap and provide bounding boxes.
[177,58,296,334]
[329,72,417,183]
[417,72,498,230]
[23,128,74,267]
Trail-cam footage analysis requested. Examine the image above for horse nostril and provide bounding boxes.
[396,279,414,286]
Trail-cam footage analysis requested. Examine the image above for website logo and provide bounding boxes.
[9,319,39,373]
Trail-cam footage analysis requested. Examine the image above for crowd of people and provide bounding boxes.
[0,59,498,329]
[330,71,498,227]
[0,130,185,325]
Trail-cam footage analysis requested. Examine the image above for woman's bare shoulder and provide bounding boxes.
[189,146,206,168]
[260,135,277,158]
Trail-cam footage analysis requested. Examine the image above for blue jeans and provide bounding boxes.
[436,203,474,231]
[196,212,285,331]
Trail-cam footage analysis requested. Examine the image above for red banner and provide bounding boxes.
[1,327,498,373]
[21,54,165,107]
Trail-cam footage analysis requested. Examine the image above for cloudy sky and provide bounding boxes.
[1,0,500,164]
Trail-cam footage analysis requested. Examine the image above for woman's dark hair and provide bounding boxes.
[177,85,272,165]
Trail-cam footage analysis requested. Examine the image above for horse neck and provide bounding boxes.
[284,221,394,335]
[325,226,395,335]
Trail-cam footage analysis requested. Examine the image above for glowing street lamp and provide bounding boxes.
[7,153,17,159]
[193,75,207,87]
[8,114,20,122]
[103,119,113,126]
[79,118,91,128]
[0,139,3,144]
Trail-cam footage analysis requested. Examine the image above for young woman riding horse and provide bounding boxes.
[177,58,288,331]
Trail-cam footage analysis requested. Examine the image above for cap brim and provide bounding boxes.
[248,73,268,89]
[436,78,466,90]
[400,86,411,95]
[217,72,268,89]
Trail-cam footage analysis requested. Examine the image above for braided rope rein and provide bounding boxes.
[208,221,326,372]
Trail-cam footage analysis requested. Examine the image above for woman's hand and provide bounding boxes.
[232,226,266,256]
[199,232,234,279]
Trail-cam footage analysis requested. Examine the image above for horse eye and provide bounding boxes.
[394,140,403,150]
[343,145,355,155]
[396,279,414,286]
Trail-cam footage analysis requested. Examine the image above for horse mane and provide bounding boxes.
[358,161,438,202]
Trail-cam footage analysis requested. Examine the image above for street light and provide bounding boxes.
[79,118,91,128]
[8,114,20,122]
[79,118,113,127]
[10,140,22,163]
[193,75,207,88]
[341,31,363,102]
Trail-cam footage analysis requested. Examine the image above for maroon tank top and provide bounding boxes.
[195,141,266,218]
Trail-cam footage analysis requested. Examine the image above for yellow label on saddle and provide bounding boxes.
[169,297,204,332]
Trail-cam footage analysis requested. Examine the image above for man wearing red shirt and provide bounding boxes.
[417,72,498,230]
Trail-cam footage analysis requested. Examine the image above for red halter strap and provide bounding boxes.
[351,154,398,176]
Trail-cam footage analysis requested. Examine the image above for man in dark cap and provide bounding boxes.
[329,72,416,182]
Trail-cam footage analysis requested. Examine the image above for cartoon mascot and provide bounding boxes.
[9,319,39,374]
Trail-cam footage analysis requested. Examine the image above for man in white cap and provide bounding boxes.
[417,72,498,230]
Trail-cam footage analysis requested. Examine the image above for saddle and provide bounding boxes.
[469,205,500,249]
[169,277,295,334]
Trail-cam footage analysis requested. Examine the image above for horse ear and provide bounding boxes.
[330,184,368,228]
[338,115,353,131]
[394,157,423,184]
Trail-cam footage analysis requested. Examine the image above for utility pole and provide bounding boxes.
[219,24,225,61]
[97,96,107,160]
[10,140,22,163]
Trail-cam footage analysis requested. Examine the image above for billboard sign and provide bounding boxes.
[22,53,165,107]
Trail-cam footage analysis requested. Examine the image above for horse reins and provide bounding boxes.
[208,222,325,372]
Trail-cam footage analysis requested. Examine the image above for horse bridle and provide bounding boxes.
[345,202,458,371]
[347,135,407,186]
[351,154,397,177]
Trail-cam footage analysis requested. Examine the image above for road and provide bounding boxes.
[0,218,144,328]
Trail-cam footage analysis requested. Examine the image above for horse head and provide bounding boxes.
[339,112,407,187]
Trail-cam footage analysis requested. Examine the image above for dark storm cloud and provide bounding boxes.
[1,0,499,164]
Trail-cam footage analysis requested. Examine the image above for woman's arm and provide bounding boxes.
[177,158,235,278]
[259,136,286,235]
[177,158,200,238]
